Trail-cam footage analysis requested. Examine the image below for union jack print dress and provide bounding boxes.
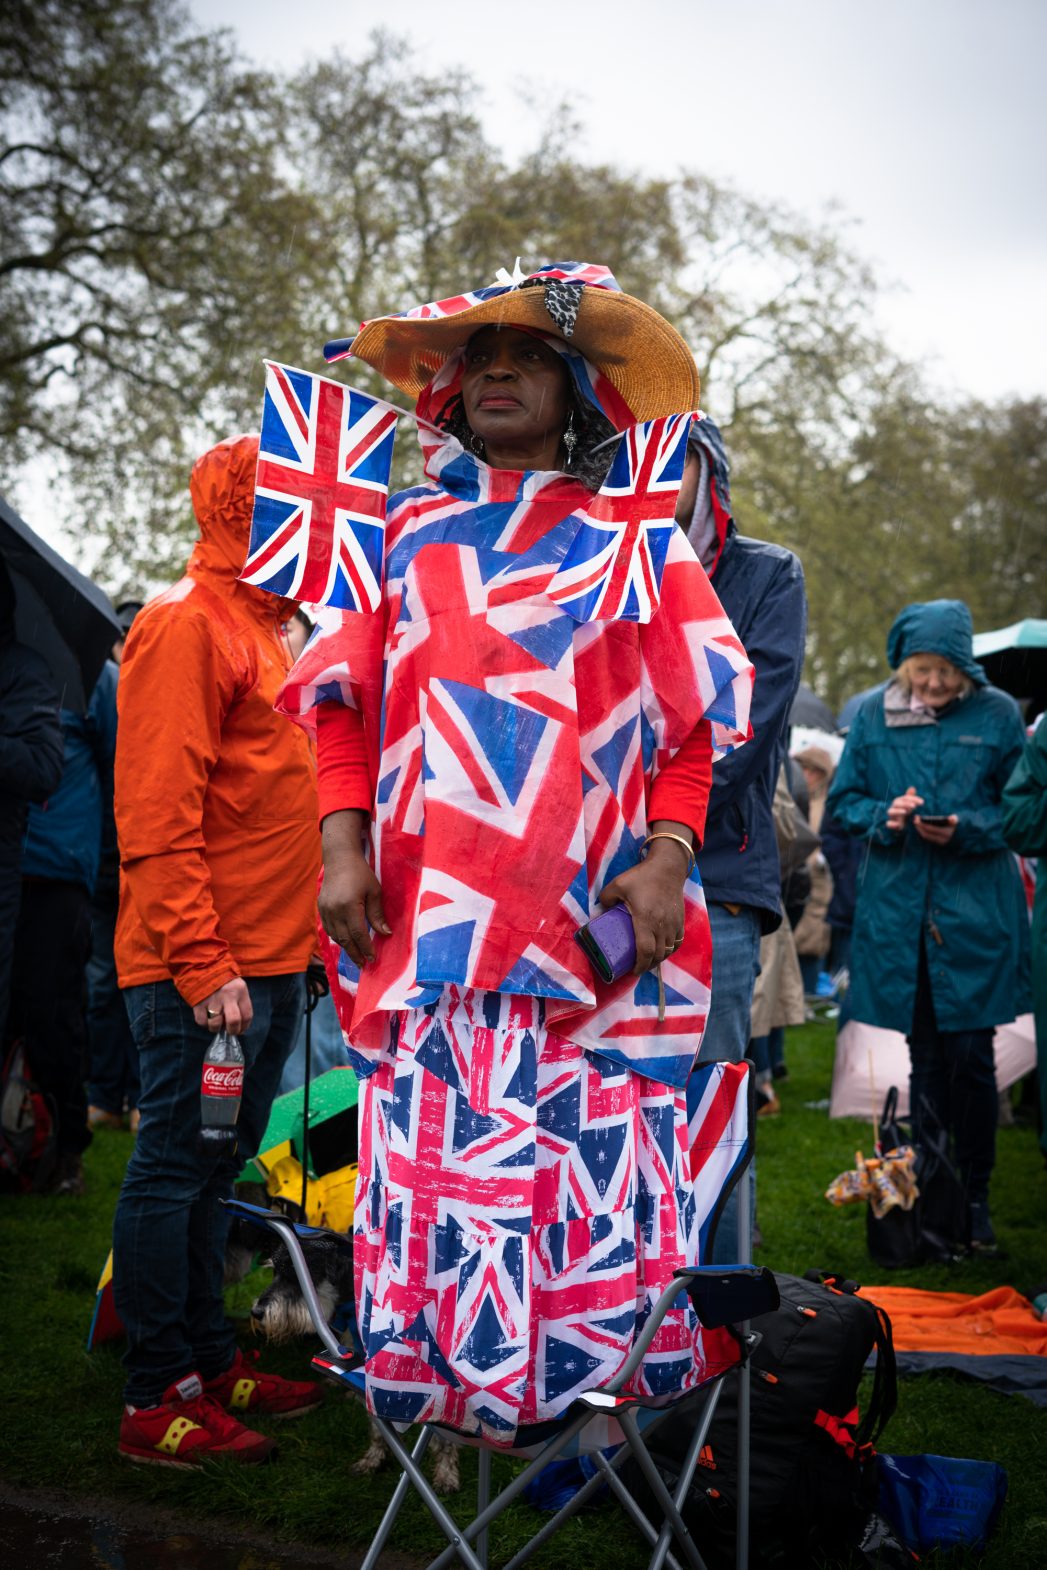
[278,346,754,1440]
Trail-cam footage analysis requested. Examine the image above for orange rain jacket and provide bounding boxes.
[114,434,320,1006]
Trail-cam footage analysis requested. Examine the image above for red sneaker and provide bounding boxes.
[202,1347,324,1420]
[118,1372,276,1468]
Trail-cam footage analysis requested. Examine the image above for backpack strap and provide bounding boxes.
[855,1300,897,1446]
[800,1270,898,1446]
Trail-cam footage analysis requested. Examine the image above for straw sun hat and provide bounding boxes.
[326,263,700,422]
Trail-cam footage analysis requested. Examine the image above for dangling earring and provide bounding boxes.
[470,431,485,457]
[562,409,578,468]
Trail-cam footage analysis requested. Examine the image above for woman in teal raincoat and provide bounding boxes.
[828,600,1029,1249]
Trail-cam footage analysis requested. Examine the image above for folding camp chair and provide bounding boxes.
[224,1058,776,1570]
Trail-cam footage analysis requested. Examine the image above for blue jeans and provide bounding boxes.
[750,1025,785,1080]
[113,973,305,1405]
[690,903,762,1264]
[86,894,139,1114]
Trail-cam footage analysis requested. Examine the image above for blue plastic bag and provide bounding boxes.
[522,1453,608,1512]
[878,1452,1008,1552]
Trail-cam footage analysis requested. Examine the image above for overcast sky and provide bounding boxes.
[195,0,1046,404]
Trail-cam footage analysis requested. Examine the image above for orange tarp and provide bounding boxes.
[858,1285,1047,1358]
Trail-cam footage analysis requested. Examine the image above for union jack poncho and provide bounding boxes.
[278,341,753,1090]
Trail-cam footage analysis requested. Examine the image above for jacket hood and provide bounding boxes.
[685,414,734,572]
[187,434,296,620]
[886,599,987,685]
[188,433,259,576]
[792,743,835,781]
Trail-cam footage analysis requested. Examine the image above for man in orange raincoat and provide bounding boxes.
[111,434,323,1468]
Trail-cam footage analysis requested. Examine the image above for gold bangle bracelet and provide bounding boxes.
[642,831,696,877]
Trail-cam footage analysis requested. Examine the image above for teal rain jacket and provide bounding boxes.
[1001,720,1047,1155]
[827,600,1029,1034]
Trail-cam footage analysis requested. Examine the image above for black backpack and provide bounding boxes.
[866,1087,968,1268]
[624,1271,904,1569]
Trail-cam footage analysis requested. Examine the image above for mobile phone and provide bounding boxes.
[919,814,951,827]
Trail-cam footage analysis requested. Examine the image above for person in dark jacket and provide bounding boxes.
[1001,718,1047,1166]
[0,558,64,1041]
[86,601,143,1131]
[828,600,1029,1249]
[675,415,807,1259]
[10,663,116,1194]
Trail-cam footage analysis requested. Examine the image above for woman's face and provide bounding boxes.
[906,654,966,708]
[460,327,570,452]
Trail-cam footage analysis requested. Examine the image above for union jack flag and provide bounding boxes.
[687,1060,753,1261]
[548,412,694,624]
[241,361,397,610]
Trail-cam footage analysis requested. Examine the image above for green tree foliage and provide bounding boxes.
[1,10,1041,701]
[0,0,318,577]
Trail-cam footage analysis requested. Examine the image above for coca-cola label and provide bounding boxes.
[202,1064,243,1097]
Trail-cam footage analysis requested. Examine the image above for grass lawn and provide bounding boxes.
[2,1017,1045,1567]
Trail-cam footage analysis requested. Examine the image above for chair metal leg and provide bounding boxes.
[646,1383,724,1570]
[736,1157,752,1570]
[736,1355,750,1570]
[617,1410,709,1570]
[370,1418,485,1570]
[426,1409,593,1570]
[360,1425,433,1570]
[588,1449,687,1570]
[736,1152,752,1265]
[476,1448,491,1570]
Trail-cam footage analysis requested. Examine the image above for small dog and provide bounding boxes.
[251,1228,461,1493]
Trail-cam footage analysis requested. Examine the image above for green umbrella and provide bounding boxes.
[239,1064,359,1182]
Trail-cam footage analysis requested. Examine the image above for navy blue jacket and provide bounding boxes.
[21,665,117,895]
[697,526,807,928]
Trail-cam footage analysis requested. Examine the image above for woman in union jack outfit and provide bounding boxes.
[278,263,755,1443]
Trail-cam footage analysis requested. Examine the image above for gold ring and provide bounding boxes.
[206,1007,220,1018]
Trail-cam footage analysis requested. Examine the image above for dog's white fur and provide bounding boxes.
[252,1275,341,1343]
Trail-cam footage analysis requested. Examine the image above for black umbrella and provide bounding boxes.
[0,492,122,712]
[789,682,837,733]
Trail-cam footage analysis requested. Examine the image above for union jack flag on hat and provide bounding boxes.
[241,361,397,610]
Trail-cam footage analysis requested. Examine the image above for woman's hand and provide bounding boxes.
[319,809,390,968]
[598,832,690,975]
[914,814,958,845]
[886,786,924,832]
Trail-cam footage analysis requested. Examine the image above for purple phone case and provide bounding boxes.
[575,904,637,983]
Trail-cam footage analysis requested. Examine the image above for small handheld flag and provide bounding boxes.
[547,411,694,624]
[242,361,398,610]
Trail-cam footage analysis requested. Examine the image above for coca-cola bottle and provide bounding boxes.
[197,1029,245,1157]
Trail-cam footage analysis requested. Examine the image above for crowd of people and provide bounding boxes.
[0,260,1041,1473]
